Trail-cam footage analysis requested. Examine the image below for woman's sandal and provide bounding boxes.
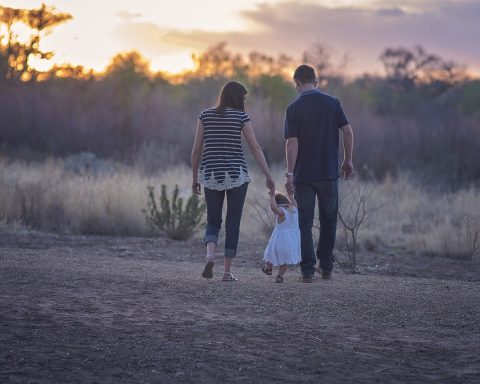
[222,272,238,282]
[275,275,284,283]
[261,265,273,276]
[202,258,214,279]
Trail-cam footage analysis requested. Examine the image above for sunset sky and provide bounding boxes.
[2,0,480,76]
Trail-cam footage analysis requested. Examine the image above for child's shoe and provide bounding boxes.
[261,264,272,276]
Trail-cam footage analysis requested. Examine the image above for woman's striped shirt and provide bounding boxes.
[198,107,251,190]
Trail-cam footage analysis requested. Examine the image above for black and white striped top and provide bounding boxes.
[198,107,251,190]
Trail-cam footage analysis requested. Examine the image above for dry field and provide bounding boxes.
[1,158,479,262]
[1,157,480,383]
[1,232,479,384]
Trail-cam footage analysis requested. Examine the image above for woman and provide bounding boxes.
[191,81,275,281]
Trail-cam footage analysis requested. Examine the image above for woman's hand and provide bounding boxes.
[266,175,275,195]
[192,179,201,195]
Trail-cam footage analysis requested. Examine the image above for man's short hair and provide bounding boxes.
[293,65,317,84]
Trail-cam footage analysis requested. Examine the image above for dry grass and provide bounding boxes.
[1,157,479,261]
[0,158,187,236]
[356,174,480,262]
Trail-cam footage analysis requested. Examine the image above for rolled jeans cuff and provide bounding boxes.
[204,235,218,247]
[224,248,236,258]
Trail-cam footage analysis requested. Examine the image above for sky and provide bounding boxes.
[2,0,480,76]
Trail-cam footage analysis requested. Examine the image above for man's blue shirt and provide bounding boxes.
[284,89,349,182]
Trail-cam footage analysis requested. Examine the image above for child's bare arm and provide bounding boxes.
[270,193,284,216]
[288,193,297,208]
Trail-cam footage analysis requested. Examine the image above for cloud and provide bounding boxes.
[116,11,142,22]
[375,7,406,17]
[113,0,480,74]
[112,20,187,55]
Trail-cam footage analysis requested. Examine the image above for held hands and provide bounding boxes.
[285,175,295,195]
[341,159,355,180]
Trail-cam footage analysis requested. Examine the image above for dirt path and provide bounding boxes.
[1,233,479,383]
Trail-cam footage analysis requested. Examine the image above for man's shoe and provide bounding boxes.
[321,270,332,280]
[302,276,313,283]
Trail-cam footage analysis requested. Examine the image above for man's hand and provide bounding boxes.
[340,125,354,180]
[192,179,201,194]
[341,159,354,180]
[285,175,295,194]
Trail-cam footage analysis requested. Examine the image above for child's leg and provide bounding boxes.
[275,264,288,283]
[278,264,288,277]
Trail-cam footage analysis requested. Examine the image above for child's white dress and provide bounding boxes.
[263,207,301,266]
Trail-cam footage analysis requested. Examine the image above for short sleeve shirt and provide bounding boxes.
[198,107,251,190]
[284,89,349,182]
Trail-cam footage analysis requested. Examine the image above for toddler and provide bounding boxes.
[262,191,301,282]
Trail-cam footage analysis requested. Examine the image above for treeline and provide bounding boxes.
[1,4,479,188]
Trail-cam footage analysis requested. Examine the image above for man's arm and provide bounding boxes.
[340,124,354,179]
[288,193,297,208]
[285,137,298,194]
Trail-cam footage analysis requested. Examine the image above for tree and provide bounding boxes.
[302,43,349,88]
[104,51,151,79]
[190,42,247,80]
[0,3,72,81]
[40,63,95,81]
[247,51,294,79]
[379,45,466,93]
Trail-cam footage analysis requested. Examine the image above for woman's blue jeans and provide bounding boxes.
[203,183,248,258]
[295,180,338,277]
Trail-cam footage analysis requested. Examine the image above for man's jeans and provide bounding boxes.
[295,180,338,277]
[204,183,248,258]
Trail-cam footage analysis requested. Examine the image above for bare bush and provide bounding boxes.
[337,181,379,272]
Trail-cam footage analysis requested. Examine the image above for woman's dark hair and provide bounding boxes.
[215,81,248,115]
[275,192,291,206]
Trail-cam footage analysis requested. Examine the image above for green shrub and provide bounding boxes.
[143,184,205,240]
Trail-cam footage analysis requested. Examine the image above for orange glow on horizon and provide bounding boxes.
[1,0,479,79]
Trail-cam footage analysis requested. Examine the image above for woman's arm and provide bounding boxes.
[191,119,204,194]
[242,121,275,194]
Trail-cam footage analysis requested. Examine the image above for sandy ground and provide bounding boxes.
[1,232,479,383]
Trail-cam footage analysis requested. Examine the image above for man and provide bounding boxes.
[284,65,354,283]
